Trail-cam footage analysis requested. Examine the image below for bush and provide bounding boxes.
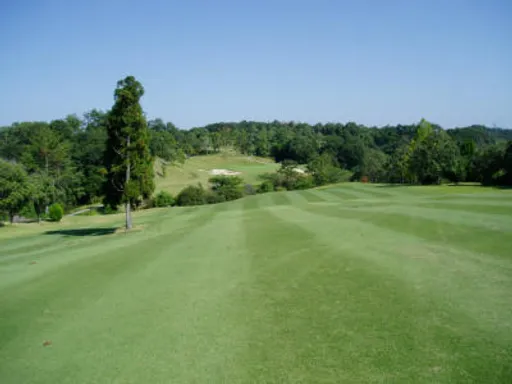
[19,202,37,219]
[102,205,118,215]
[308,153,351,186]
[176,184,206,206]
[257,180,275,193]
[153,191,175,207]
[275,186,287,192]
[205,191,226,204]
[209,175,244,201]
[48,203,64,222]
[294,175,315,190]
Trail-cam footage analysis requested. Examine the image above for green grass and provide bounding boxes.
[1,184,512,383]
[155,152,279,194]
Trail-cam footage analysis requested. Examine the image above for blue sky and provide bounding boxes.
[1,0,511,128]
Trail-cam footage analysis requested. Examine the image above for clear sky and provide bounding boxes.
[1,0,511,128]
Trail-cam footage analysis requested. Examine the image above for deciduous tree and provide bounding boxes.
[0,160,31,223]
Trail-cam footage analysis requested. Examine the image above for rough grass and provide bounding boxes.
[1,184,511,383]
[155,152,279,194]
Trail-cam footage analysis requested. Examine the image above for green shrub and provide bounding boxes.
[102,205,118,215]
[294,175,315,190]
[209,175,244,201]
[19,202,37,219]
[257,180,275,193]
[307,153,351,186]
[48,203,64,222]
[275,186,287,192]
[176,184,206,206]
[153,191,175,207]
[205,191,226,204]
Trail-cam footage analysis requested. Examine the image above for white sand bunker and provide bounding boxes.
[209,169,242,176]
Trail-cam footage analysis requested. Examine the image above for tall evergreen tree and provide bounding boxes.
[103,76,154,229]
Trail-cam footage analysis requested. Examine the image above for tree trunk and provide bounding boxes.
[125,201,132,230]
[45,155,51,212]
[125,136,132,230]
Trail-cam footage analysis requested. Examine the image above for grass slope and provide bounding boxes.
[154,152,279,194]
[1,184,512,383]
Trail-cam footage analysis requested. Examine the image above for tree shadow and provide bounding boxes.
[44,228,117,237]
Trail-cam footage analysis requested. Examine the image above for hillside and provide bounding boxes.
[154,152,279,194]
[1,184,511,382]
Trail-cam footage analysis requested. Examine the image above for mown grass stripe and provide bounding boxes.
[258,204,512,382]
[327,184,383,200]
[418,202,512,216]
[320,187,360,200]
[298,203,512,260]
[340,204,512,233]
[297,189,329,203]
[270,191,293,206]
[340,183,395,198]
[284,191,310,205]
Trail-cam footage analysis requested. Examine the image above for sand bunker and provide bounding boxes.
[209,169,242,176]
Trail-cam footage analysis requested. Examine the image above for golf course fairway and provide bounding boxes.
[1,184,511,383]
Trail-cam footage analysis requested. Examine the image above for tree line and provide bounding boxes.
[1,77,512,223]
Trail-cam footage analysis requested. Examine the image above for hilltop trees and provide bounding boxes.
[103,76,154,229]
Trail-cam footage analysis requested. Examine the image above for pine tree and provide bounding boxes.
[103,76,154,229]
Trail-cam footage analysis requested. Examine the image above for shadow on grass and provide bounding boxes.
[44,227,117,237]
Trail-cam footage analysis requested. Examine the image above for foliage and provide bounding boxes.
[209,175,244,201]
[205,191,226,204]
[471,143,510,186]
[29,172,54,221]
[103,76,155,229]
[153,191,175,207]
[257,180,275,193]
[0,159,31,222]
[176,184,207,206]
[101,205,118,215]
[409,129,460,185]
[148,121,185,164]
[307,153,350,186]
[48,203,64,222]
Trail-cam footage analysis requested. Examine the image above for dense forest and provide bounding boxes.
[1,108,512,221]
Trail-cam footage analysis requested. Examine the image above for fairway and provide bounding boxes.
[1,184,512,382]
